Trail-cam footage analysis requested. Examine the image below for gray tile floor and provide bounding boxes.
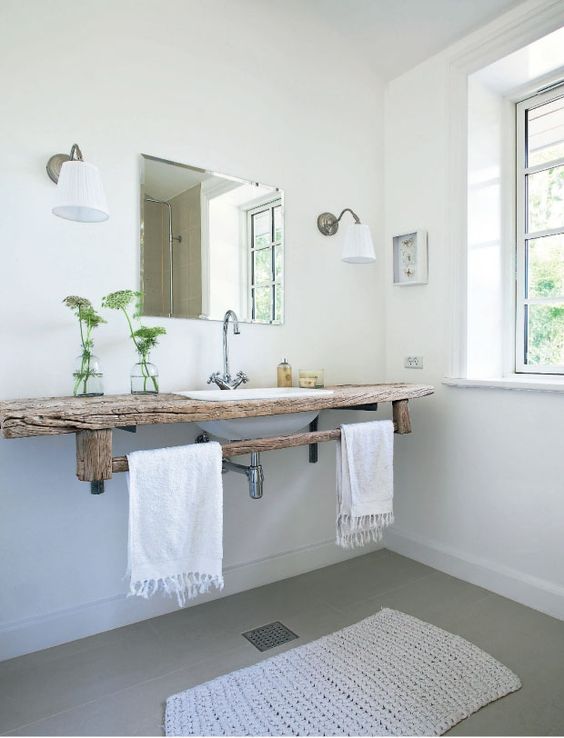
[1,550,563,736]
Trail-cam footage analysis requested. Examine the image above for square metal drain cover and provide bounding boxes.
[242,621,299,651]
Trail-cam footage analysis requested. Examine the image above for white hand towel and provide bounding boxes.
[126,442,224,606]
[336,419,394,548]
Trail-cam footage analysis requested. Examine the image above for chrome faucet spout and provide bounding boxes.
[223,309,239,378]
[224,309,240,334]
[208,310,249,390]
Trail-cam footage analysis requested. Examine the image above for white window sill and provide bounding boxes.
[443,375,564,393]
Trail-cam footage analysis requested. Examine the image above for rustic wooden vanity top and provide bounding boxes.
[0,384,433,439]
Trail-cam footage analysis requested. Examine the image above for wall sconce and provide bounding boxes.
[46,144,109,223]
[317,208,375,263]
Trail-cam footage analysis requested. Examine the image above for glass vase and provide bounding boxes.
[131,353,159,395]
[73,352,104,397]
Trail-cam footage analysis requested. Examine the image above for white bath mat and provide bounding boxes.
[165,608,520,736]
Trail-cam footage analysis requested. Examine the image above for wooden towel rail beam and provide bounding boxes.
[111,428,344,473]
[110,399,409,475]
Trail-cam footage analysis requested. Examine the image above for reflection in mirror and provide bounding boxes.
[140,155,284,324]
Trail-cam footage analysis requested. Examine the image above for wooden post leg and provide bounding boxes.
[76,430,113,493]
[392,399,412,434]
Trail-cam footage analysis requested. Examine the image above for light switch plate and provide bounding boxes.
[404,356,423,369]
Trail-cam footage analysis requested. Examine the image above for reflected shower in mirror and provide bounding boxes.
[140,155,284,324]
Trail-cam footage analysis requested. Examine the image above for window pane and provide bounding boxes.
[274,283,283,323]
[274,243,283,280]
[274,205,283,242]
[526,303,564,366]
[527,234,564,298]
[253,210,271,248]
[253,246,272,286]
[527,96,564,167]
[253,286,272,322]
[527,164,564,232]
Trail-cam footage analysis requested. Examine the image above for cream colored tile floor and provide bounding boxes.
[1,550,563,736]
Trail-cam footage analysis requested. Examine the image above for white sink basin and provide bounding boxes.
[174,387,334,440]
[176,387,333,402]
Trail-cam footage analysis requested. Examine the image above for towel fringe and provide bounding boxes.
[128,571,224,607]
[337,512,394,549]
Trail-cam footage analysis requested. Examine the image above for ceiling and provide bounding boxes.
[293,0,524,80]
[143,157,209,201]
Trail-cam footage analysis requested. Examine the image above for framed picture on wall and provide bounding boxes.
[392,230,428,285]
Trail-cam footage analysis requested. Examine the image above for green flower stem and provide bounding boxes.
[139,352,149,392]
[138,352,159,393]
[74,350,92,396]
[78,307,86,350]
[74,308,92,396]
[122,311,159,393]
[81,352,89,395]
[122,308,141,352]
[65,295,105,397]
[101,291,164,395]
[83,323,93,395]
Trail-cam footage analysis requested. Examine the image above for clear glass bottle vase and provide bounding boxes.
[131,353,159,395]
[73,352,104,397]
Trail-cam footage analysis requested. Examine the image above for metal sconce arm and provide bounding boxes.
[46,143,84,183]
[317,207,361,236]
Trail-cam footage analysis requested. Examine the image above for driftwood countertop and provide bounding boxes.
[0,384,433,439]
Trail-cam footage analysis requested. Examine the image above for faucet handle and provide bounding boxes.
[207,372,220,385]
[236,370,249,384]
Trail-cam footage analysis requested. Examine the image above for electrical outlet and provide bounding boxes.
[404,356,423,369]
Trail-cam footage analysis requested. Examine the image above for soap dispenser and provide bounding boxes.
[277,358,293,387]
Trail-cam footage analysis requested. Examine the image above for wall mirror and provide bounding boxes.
[140,155,284,324]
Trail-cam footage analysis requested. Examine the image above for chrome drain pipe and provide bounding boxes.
[223,451,264,499]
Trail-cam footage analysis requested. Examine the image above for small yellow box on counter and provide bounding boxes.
[298,369,324,388]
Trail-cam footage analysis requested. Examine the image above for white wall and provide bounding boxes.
[0,0,386,659]
[467,77,505,378]
[383,7,564,620]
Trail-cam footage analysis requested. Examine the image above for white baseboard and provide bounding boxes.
[0,539,380,662]
[385,528,564,621]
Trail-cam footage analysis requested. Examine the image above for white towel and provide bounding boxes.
[126,442,224,606]
[336,420,394,548]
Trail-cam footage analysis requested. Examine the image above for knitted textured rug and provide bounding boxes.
[165,608,520,736]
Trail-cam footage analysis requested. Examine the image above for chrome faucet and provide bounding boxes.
[207,309,249,390]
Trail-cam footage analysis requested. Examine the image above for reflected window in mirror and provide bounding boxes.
[140,154,284,324]
[248,198,283,323]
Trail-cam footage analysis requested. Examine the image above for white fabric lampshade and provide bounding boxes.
[341,223,375,263]
[52,160,109,222]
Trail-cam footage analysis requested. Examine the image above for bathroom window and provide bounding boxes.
[516,84,564,374]
[247,198,284,323]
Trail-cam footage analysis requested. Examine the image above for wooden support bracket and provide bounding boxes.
[392,399,411,434]
[76,429,113,491]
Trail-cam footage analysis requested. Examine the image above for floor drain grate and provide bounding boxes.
[242,621,299,652]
